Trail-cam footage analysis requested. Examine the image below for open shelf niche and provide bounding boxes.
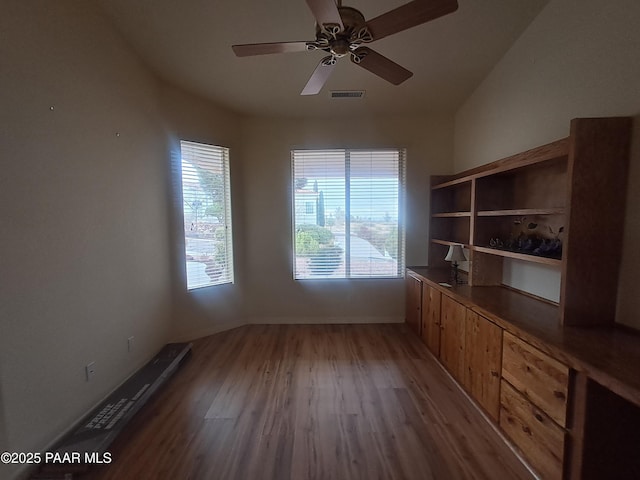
[428,117,632,327]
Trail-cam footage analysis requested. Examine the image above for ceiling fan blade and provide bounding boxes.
[366,0,458,42]
[305,0,344,31]
[232,42,310,57]
[301,57,336,95]
[351,47,412,85]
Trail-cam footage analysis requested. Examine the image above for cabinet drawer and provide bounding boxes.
[500,380,565,480]
[502,332,569,426]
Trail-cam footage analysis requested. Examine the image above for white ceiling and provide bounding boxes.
[96,0,549,118]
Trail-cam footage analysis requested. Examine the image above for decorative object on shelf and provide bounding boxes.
[506,217,540,252]
[445,244,467,285]
[488,221,563,260]
[489,237,504,248]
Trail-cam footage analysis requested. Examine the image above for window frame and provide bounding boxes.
[178,140,234,290]
[291,148,406,280]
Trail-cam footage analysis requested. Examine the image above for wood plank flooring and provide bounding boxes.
[87,324,533,480]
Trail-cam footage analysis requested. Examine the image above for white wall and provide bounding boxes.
[158,83,248,341]
[0,2,173,478]
[240,115,453,324]
[453,0,640,328]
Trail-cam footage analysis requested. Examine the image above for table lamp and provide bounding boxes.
[445,244,467,284]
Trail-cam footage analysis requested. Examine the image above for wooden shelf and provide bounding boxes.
[432,239,468,247]
[432,211,471,218]
[432,177,472,190]
[477,208,564,217]
[471,245,562,266]
[431,139,569,189]
[428,117,632,326]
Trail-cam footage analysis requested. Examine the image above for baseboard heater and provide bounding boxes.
[31,342,192,479]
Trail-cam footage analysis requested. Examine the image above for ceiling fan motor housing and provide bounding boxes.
[311,6,372,58]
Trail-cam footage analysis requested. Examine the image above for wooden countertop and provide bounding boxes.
[407,267,640,408]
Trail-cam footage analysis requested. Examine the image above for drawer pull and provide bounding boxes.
[522,426,532,435]
[490,370,499,377]
[534,413,544,422]
[553,390,566,400]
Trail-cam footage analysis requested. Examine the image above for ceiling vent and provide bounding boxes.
[330,90,365,99]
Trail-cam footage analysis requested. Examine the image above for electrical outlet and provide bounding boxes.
[127,336,135,352]
[86,362,96,382]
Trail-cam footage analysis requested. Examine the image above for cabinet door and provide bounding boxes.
[405,274,422,336]
[464,311,503,421]
[439,295,466,383]
[420,283,441,356]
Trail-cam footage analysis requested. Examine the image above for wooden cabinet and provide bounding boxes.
[406,266,640,480]
[500,380,566,480]
[501,332,569,478]
[420,283,441,356]
[428,117,632,327]
[464,311,502,421]
[405,273,422,336]
[439,295,466,384]
[409,115,635,480]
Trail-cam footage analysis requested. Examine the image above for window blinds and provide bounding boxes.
[179,140,234,289]
[292,148,405,280]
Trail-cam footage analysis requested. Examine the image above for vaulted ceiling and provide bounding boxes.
[96,0,548,117]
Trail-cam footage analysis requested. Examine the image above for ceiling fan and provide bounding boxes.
[232,0,459,95]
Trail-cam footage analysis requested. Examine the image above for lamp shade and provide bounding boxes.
[444,244,467,263]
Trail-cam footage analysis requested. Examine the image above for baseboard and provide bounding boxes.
[169,319,246,343]
[12,346,169,480]
[247,316,404,325]
[170,317,404,342]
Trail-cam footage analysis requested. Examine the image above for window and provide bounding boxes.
[179,140,234,289]
[292,148,405,279]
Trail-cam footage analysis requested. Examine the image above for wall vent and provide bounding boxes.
[330,90,365,98]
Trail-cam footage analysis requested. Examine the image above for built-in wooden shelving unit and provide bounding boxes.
[409,116,635,480]
[428,117,632,326]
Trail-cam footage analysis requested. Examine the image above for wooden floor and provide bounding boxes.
[88,324,533,480]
